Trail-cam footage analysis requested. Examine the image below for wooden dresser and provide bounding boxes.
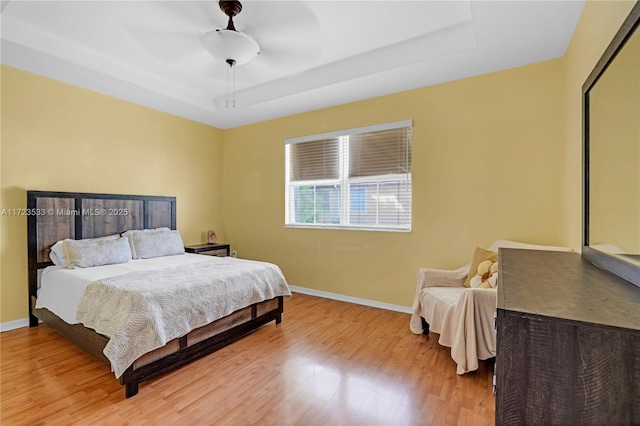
[496,249,640,425]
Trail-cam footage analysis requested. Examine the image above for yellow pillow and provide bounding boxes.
[463,247,498,288]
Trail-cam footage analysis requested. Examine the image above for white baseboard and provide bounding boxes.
[1,317,30,332]
[289,285,412,314]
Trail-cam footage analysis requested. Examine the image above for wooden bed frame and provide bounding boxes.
[27,190,284,398]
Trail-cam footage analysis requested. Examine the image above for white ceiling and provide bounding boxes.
[1,1,585,129]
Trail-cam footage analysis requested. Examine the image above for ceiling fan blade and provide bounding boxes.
[258,43,321,69]
[149,1,224,31]
[123,0,231,64]
[236,1,321,41]
[125,25,205,64]
[230,49,317,84]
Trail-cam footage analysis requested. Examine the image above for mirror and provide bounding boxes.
[583,2,640,287]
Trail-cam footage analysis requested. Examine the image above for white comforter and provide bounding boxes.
[39,255,291,378]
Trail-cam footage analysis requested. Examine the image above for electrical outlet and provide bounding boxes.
[231,251,237,258]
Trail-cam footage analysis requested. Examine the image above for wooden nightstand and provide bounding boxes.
[184,243,230,257]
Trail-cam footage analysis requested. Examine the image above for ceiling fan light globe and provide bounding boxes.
[202,29,260,66]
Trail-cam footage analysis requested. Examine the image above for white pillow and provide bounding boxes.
[50,240,67,266]
[49,234,119,267]
[63,236,132,269]
[131,229,185,259]
[121,227,171,259]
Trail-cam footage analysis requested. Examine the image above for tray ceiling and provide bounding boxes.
[1,1,585,129]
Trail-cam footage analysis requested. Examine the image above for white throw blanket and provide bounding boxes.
[76,257,291,378]
[436,288,497,374]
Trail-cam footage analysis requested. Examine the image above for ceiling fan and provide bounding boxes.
[125,0,322,81]
[202,0,260,67]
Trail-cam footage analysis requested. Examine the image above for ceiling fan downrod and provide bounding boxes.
[219,0,243,31]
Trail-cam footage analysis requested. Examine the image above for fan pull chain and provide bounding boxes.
[225,62,230,109]
[225,59,237,109]
[232,63,236,108]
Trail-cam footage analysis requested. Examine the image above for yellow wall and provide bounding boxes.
[560,0,637,250]
[222,58,566,307]
[1,66,224,323]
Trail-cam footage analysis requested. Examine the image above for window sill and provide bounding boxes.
[284,224,411,233]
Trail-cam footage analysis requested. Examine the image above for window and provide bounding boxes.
[285,120,412,231]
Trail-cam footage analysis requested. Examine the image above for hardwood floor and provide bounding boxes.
[1,293,495,425]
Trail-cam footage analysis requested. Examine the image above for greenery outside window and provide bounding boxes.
[285,120,412,231]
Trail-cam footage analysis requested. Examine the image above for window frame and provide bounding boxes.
[284,120,412,232]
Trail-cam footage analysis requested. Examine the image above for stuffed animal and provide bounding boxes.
[470,260,499,289]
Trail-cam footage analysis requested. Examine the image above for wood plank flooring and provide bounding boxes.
[0,293,495,425]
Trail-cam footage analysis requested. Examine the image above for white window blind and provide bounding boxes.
[285,120,412,231]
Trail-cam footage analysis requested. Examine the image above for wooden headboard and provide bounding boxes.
[26,190,177,326]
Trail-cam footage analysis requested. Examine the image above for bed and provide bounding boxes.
[27,190,290,398]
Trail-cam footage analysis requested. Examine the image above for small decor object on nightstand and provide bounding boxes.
[207,230,217,244]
